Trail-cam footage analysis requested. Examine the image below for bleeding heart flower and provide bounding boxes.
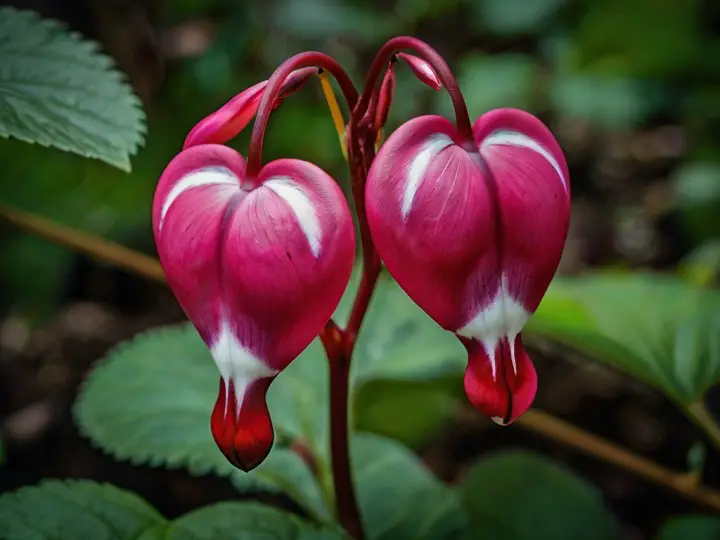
[152,143,355,470]
[183,67,317,149]
[365,108,570,425]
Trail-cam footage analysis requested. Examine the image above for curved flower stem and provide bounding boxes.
[247,51,358,177]
[351,36,473,144]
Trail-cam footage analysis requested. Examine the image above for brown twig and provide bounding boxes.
[517,410,720,511]
[3,203,720,512]
[0,205,166,284]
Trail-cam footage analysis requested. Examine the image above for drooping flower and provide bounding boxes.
[365,108,570,425]
[152,143,355,470]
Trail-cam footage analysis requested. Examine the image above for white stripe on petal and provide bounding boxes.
[481,130,567,192]
[402,134,454,220]
[211,320,277,418]
[264,176,322,257]
[160,167,239,231]
[456,275,530,381]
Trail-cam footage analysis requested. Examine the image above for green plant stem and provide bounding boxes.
[686,402,720,453]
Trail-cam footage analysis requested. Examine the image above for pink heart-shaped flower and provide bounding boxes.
[365,108,570,424]
[152,144,355,470]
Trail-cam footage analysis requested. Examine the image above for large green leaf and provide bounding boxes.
[457,450,620,540]
[0,480,346,540]
[339,269,464,447]
[656,516,720,540]
[230,447,332,521]
[166,501,346,540]
[354,433,469,540]
[527,273,720,404]
[0,480,165,540]
[73,324,330,519]
[348,271,465,384]
[0,8,145,171]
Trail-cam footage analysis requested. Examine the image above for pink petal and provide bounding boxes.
[396,53,442,91]
[152,144,355,470]
[365,108,570,424]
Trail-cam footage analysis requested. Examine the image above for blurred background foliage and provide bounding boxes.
[1,0,719,321]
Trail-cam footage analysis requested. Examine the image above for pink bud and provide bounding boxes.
[365,109,570,425]
[152,144,355,470]
[396,53,441,91]
[183,68,317,150]
[374,63,396,131]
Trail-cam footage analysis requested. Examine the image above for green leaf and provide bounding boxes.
[0,479,165,540]
[348,271,465,384]
[167,501,346,540]
[354,433,469,540]
[338,269,464,447]
[74,325,233,476]
[0,8,145,171]
[474,0,567,36]
[435,54,538,118]
[656,516,720,540]
[527,273,720,404]
[0,480,347,540]
[458,450,620,540]
[73,324,332,517]
[354,378,462,448]
[231,447,332,521]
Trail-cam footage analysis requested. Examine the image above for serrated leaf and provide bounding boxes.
[73,323,333,516]
[354,433,469,540]
[457,450,620,540]
[527,273,720,404]
[167,501,346,540]
[0,479,346,540]
[656,516,720,540]
[0,8,146,171]
[0,479,165,540]
[231,447,332,521]
[74,325,233,476]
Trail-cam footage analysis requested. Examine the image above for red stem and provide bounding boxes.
[247,51,367,537]
[247,52,359,177]
[352,36,473,144]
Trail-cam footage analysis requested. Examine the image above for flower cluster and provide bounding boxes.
[152,37,570,472]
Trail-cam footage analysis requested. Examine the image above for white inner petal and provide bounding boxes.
[456,275,530,381]
[159,166,239,231]
[401,133,454,220]
[211,320,277,417]
[264,176,322,257]
[481,130,568,192]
